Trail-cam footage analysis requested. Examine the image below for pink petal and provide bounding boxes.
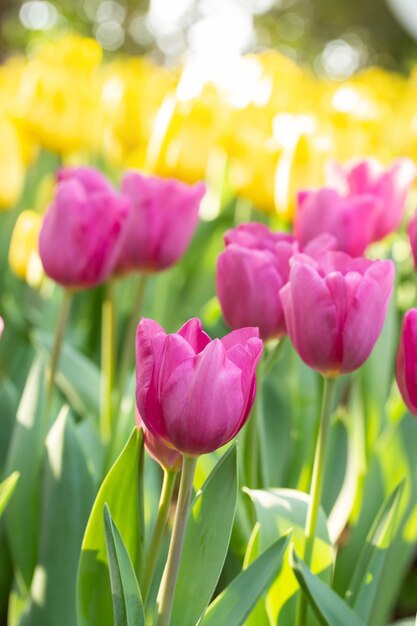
[342,260,395,373]
[178,318,212,353]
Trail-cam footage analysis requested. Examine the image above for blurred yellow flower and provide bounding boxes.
[101,57,178,167]
[13,35,103,155]
[146,84,229,183]
[9,210,43,287]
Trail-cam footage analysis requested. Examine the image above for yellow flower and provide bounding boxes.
[9,210,43,287]
[146,83,229,183]
[0,112,26,209]
[101,57,177,167]
[14,35,103,155]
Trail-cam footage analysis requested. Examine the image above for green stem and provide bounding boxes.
[118,274,148,398]
[256,361,270,487]
[296,375,337,626]
[141,470,177,605]
[156,456,197,626]
[244,402,259,489]
[46,288,72,414]
[100,281,116,443]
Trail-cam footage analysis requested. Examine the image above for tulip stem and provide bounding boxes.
[141,469,177,605]
[118,274,148,398]
[46,288,72,415]
[100,280,116,443]
[296,375,336,626]
[156,455,197,626]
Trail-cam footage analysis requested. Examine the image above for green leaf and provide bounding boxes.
[243,524,270,626]
[32,329,100,417]
[345,482,404,622]
[103,504,145,626]
[0,379,19,475]
[245,488,334,625]
[4,357,47,589]
[290,549,365,626]
[19,407,95,626]
[200,532,290,626]
[0,472,19,517]
[77,429,142,626]
[170,444,238,626]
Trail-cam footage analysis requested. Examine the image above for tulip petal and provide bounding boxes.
[178,318,211,353]
[217,246,285,339]
[161,339,244,455]
[396,309,417,416]
[342,260,395,373]
[280,262,339,373]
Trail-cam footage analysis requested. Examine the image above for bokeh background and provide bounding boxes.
[1,0,417,73]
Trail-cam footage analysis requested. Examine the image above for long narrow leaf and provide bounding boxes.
[103,504,145,626]
[291,549,365,626]
[200,533,290,626]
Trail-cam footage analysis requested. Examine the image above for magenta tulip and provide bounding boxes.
[39,166,129,289]
[136,410,182,472]
[295,188,377,257]
[296,158,415,256]
[115,171,205,274]
[408,211,417,270]
[396,309,417,416]
[329,157,416,239]
[217,223,335,340]
[136,317,262,456]
[280,252,395,376]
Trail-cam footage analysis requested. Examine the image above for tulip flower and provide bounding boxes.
[136,317,262,456]
[295,188,378,257]
[396,309,417,416]
[296,158,415,256]
[217,223,335,340]
[39,167,129,289]
[280,252,395,376]
[115,171,205,274]
[408,211,417,270]
[136,410,182,472]
[328,157,416,239]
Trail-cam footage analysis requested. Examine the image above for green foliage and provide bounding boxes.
[103,504,145,626]
[170,445,238,626]
[77,429,142,626]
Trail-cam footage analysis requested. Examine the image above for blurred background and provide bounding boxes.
[1,0,417,75]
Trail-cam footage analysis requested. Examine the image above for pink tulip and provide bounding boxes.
[280,252,395,376]
[296,158,415,256]
[136,317,262,456]
[295,188,378,257]
[39,167,129,289]
[217,223,335,340]
[115,171,205,274]
[136,409,182,472]
[408,212,417,269]
[0,317,3,338]
[329,158,416,239]
[396,309,417,416]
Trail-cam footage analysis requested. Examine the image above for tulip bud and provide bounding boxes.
[396,309,417,416]
[39,167,129,289]
[280,252,395,376]
[136,318,263,456]
[135,409,181,472]
[115,171,205,274]
[216,223,335,341]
